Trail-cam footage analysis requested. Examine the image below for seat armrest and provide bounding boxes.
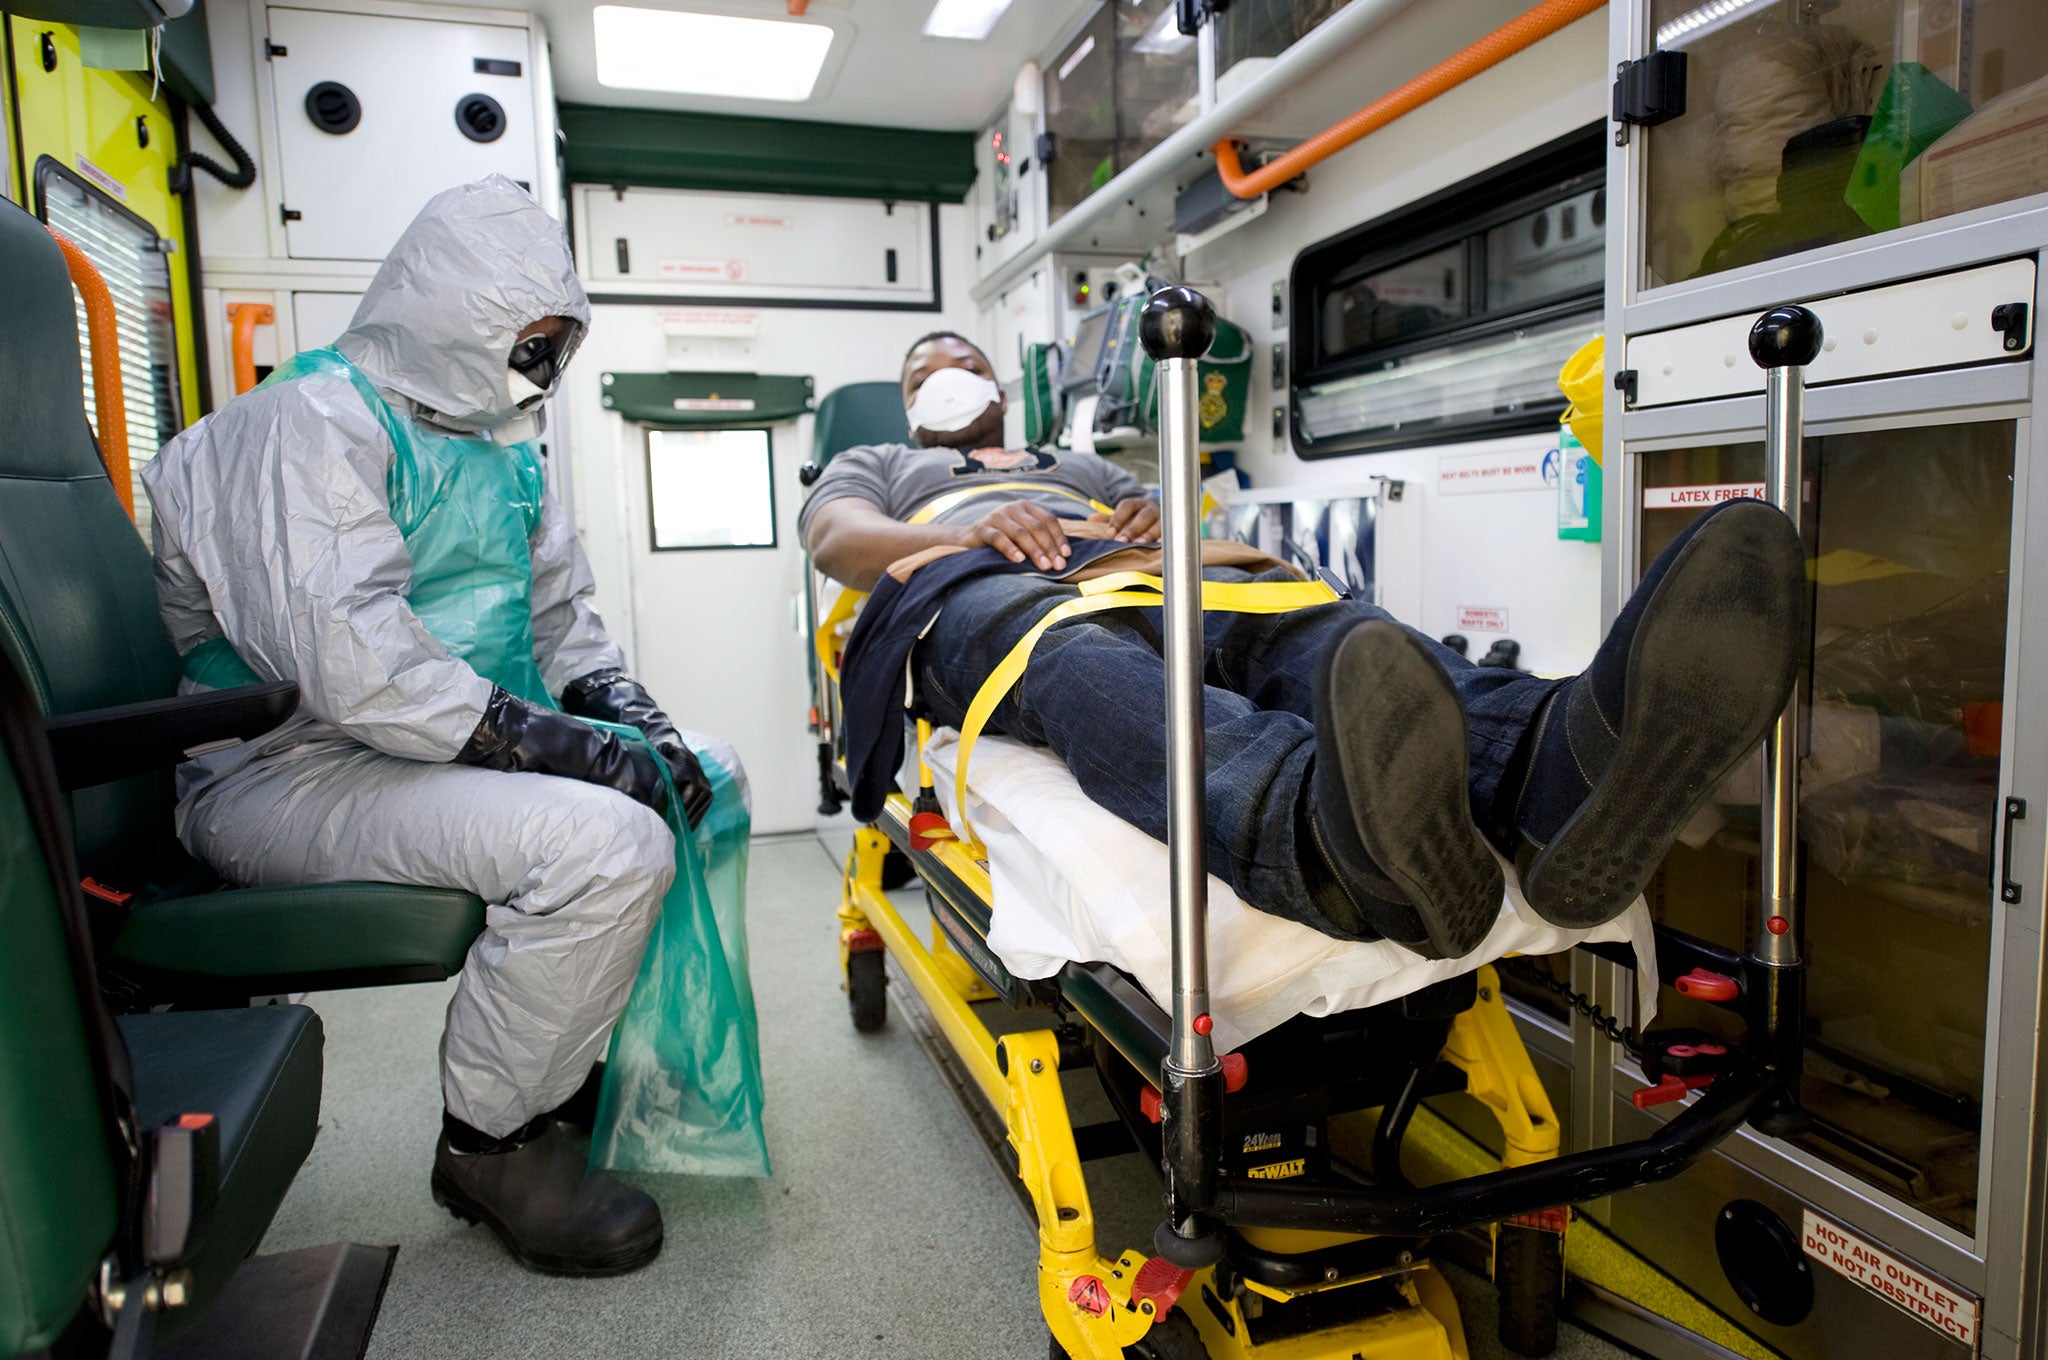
[44,681,299,790]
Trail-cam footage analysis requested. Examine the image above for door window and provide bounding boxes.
[647,428,777,550]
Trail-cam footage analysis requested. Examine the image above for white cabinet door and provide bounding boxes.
[290,290,364,351]
[267,7,539,261]
[577,187,936,306]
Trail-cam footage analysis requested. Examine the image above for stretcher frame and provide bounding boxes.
[810,289,1824,1359]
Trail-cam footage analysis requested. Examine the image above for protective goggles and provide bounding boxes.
[508,332,563,390]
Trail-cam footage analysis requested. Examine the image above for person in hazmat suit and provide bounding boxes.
[142,175,717,1276]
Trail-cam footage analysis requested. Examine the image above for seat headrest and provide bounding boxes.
[0,199,103,483]
[812,382,910,470]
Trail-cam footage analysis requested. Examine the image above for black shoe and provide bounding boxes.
[1304,619,1505,959]
[431,1119,662,1276]
[1511,499,1804,927]
[550,1062,605,1134]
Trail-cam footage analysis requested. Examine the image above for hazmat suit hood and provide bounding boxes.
[336,175,590,435]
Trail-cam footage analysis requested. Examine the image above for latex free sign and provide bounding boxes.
[658,257,749,283]
[1438,448,1552,496]
[1643,482,1768,510]
[1801,1211,1979,1350]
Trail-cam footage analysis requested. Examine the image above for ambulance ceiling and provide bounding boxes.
[497,0,1096,131]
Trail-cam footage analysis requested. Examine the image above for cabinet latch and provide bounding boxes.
[1612,367,1639,407]
[279,205,302,224]
[1992,302,2031,353]
[1612,50,1687,127]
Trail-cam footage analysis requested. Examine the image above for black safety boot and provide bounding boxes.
[432,1115,662,1276]
[549,1062,605,1134]
[1509,499,1804,928]
[1302,619,1505,959]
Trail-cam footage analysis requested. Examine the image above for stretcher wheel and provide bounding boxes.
[1495,1222,1563,1357]
[847,949,887,1032]
[1049,1310,1206,1359]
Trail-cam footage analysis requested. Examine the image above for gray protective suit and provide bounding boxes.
[144,177,699,1136]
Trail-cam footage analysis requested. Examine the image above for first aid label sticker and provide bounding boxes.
[1801,1211,1979,1350]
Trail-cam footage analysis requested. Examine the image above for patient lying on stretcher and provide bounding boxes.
[799,331,1805,961]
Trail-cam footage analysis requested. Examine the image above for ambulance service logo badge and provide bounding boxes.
[1199,371,1228,430]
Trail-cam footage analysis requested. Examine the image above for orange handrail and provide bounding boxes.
[227,302,275,396]
[1213,0,1608,200]
[49,229,133,519]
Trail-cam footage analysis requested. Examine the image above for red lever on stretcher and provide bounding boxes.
[1632,1073,1716,1109]
[1140,1053,1248,1123]
[1672,968,1739,1002]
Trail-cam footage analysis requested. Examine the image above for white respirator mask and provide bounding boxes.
[906,366,1000,434]
[507,368,550,411]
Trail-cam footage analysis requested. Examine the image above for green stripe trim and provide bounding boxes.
[560,103,977,204]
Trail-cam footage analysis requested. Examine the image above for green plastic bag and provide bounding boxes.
[588,735,768,1176]
[1846,62,1973,234]
[186,347,770,1177]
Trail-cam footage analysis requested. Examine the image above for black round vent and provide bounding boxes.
[304,81,361,135]
[455,94,506,144]
[1715,1200,1814,1327]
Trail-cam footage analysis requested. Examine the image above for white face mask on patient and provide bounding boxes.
[906,366,1000,434]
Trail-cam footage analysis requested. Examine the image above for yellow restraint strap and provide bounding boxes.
[949,571,1339,847]
[907,482,1113,524]
[817,484,1115,683]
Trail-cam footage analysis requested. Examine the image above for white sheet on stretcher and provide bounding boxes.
[923,728,1658,1052]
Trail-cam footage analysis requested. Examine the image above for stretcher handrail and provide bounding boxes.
[1212,0,1608,200]
[48,229,132,520]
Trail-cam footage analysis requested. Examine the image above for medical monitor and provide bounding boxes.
[1063,304,1118,395]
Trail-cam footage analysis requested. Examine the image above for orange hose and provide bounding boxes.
[227,303,276,396]
[1213,0,1608,199]
[49,229,132,519]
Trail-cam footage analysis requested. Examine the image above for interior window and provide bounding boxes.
[1289,128,1604,458]
[647,428,777,551]
[37,160,183,544]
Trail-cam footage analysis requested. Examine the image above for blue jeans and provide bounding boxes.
[913,567,1563,929]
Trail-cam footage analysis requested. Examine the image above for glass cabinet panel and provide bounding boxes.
[1644,0,2048,288]
[1045,2,1199,224]
[1638,419,2015,1232]
[1217,0,1349,72]
[1047,5,1119,224]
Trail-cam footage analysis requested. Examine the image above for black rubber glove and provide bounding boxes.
[458,687,669,818]
[562,669,715,830]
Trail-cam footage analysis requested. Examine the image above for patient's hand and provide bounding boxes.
[1093,496,1161,544]
[960,501,1071,571]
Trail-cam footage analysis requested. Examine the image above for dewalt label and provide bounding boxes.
[1247,1159,1306,1180]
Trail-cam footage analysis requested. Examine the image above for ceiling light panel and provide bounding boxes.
[593,6,835,100]
[922,0,1015,42]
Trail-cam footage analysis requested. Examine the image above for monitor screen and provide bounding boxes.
[1063,305,1116,392]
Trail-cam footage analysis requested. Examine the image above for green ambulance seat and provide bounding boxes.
[0,195,485,1001]
[0,647,323,1354]
[809,381,909,475]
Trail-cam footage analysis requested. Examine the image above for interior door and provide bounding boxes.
[617,419,815,835]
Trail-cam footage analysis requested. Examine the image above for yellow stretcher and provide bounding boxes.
[799,291,1812,1359]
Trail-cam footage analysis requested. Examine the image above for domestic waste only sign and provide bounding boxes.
[1800,1210,1979,1350]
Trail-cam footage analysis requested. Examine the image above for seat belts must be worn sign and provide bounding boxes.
[1801,1210,1979,1351]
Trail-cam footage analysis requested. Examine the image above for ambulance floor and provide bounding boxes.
[257,835,1639,1360]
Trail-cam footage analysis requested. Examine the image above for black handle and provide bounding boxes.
[1139,285,1217,362]
[2003,797,2027,905]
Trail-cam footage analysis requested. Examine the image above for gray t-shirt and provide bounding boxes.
[798,442,1144,545]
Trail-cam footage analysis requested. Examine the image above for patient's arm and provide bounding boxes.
[806,496,1076,590]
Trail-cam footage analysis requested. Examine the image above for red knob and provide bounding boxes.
[1674,968,1739,1002]
[1767,916,1791,935]
[1192,1013,1213,1036]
